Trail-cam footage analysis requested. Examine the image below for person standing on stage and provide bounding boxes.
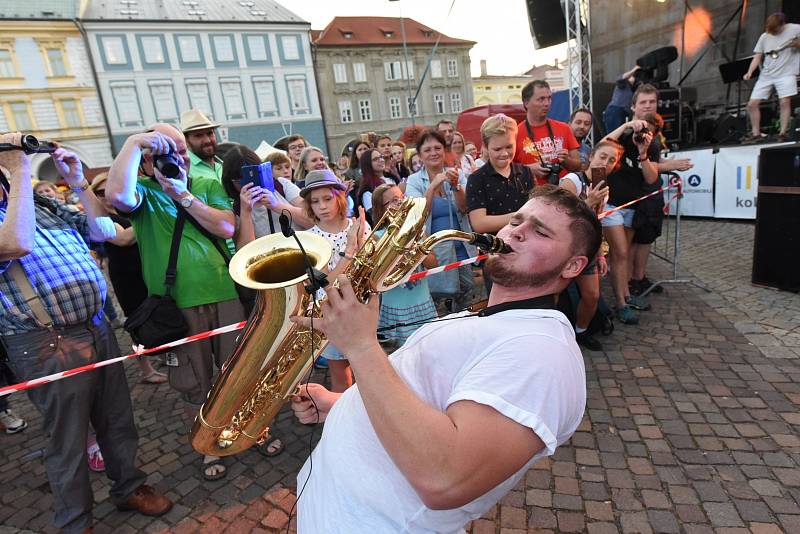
[290,185,596,533]
[514,80,582,185]
[743,12,800,143]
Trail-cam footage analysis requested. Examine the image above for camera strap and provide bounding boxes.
[524,119,557,163]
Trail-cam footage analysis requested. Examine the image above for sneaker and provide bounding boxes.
[0,409,27,434]
[741,133,767,145]
[87,442,105,472]
[629,279,644,296]
[313,356,329,370]
[626,295,651,311]
[576,331,603,351]
[616,305,640,325]
[636,276,663,294]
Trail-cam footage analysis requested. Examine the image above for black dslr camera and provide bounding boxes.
[544,162,563,185]
[633,130,648,145]
[153,148,182,178]
[0,134,57,154]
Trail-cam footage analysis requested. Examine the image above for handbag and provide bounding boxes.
[123,208,189,348]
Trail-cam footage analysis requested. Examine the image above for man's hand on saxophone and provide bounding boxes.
[291,383,341,425]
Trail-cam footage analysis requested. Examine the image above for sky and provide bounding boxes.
[277,0,567,77]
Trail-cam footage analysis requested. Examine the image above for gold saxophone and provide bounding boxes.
[190,196,509,456]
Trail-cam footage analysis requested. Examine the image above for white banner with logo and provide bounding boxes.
[714,145,763,219]
[662,149,715,216]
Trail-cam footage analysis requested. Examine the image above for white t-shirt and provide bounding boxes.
[754,23,800,77]
[560,172,588,200]
[251,177,301,238]
[296,308,586,534]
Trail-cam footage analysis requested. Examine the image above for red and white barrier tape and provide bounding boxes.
[597,176,683,220]
[0,321,247,398]
[0,254,489,396]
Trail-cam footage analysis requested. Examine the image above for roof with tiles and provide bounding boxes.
[312,16,474,47]
[80,0,307,24]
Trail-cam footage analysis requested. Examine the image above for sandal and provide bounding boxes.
[141,370,167,384]
[257,435,285,458]
[202,457,227,481]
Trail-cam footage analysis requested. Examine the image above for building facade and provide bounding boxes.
[0,16,114,179]
[312,17,474,156]
[81,0,327,155]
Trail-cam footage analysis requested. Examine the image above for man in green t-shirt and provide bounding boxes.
[180,109,222,182]
[106,123,245,482]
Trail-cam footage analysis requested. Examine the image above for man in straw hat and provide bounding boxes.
[180,109,223,182]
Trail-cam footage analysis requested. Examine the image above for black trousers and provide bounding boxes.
[1,316,146,533]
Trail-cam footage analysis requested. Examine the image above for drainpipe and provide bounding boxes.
[74,17,116,156]
[309,33,332,156]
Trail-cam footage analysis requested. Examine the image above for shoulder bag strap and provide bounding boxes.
[175,202,231,266]
[7,261,54,329]
[164,208,187,294]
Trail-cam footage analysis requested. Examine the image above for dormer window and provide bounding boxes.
[383,31,394,38]
[421,30,433,38]
[341,30,353,39]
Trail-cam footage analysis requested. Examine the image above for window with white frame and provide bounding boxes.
[434,94,445,114]
[246,35,269,62]
[213,35,235,62]
[447,58,458,77]
[450,92,462,113]
[252,78,277,116]
[177,36,201,63]
[149,81,178,122]
[101,36,127,65]
[0,49,16,77]
[339,100,353,123]
[353,62,366,82]
[287,78,309,114]
[358,99,372,121]
[385,60,413,81]
[141,36,165,64]
[60,98,81,127]
[185,80,213,118]
[333,63,347,84]
[389,96,401,119]
[219,79,246,119]
[9,102,34,130]
[281,36,300,60]
[46,48,68,76]
[110,83,142,126]
[430,59,442,79]
[403,60,414,79]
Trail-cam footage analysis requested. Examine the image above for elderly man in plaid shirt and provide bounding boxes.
[0,132,172,534]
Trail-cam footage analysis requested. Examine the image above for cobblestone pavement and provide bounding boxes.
[2,219,799,533]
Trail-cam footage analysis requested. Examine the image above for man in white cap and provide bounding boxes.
[180,109,222,182]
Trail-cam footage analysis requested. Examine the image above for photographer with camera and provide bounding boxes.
[514,80,581,186]
[105,124,247,482]
[0,132,173,533]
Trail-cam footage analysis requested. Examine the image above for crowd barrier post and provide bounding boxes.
[642,173,711,297]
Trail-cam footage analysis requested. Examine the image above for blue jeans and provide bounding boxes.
[603,105,630,135]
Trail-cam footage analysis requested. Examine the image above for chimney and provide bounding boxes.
[553,58,559,69]
[480,59,487,77]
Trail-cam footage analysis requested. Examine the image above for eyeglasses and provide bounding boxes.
[382,196,404,207]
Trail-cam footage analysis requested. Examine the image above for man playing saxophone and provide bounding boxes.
[289,185,598,533]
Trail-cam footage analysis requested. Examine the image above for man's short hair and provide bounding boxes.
[376,134,392,144]
[480,114,518,146]
[286,134,306,146]
[569,107,594,123]
[521,80,551,103]
[435,120,454,130]
[529,184,602,260]
[632,83,659,106]
[265,151,291,168]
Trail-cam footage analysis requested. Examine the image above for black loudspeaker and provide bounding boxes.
[719,56,759,84]
[752,145,800,292]
[525,0,566,49]
[784,0,800,24]
[713,114,746,144]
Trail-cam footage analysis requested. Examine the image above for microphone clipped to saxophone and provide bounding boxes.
[190,196,511,456]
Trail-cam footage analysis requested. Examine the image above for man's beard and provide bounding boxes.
[484,254,568,289]
[193,143,216,159]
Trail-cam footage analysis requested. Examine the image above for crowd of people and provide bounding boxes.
[1,75,691,533]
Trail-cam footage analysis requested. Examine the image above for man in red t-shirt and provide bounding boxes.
[514,80,582,185]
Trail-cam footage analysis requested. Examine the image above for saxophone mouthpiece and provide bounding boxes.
[471,233,512,254]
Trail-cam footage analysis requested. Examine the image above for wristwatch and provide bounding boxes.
[179,193,195,209]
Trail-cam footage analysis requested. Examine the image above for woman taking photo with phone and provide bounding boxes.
[559,140,618,350]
